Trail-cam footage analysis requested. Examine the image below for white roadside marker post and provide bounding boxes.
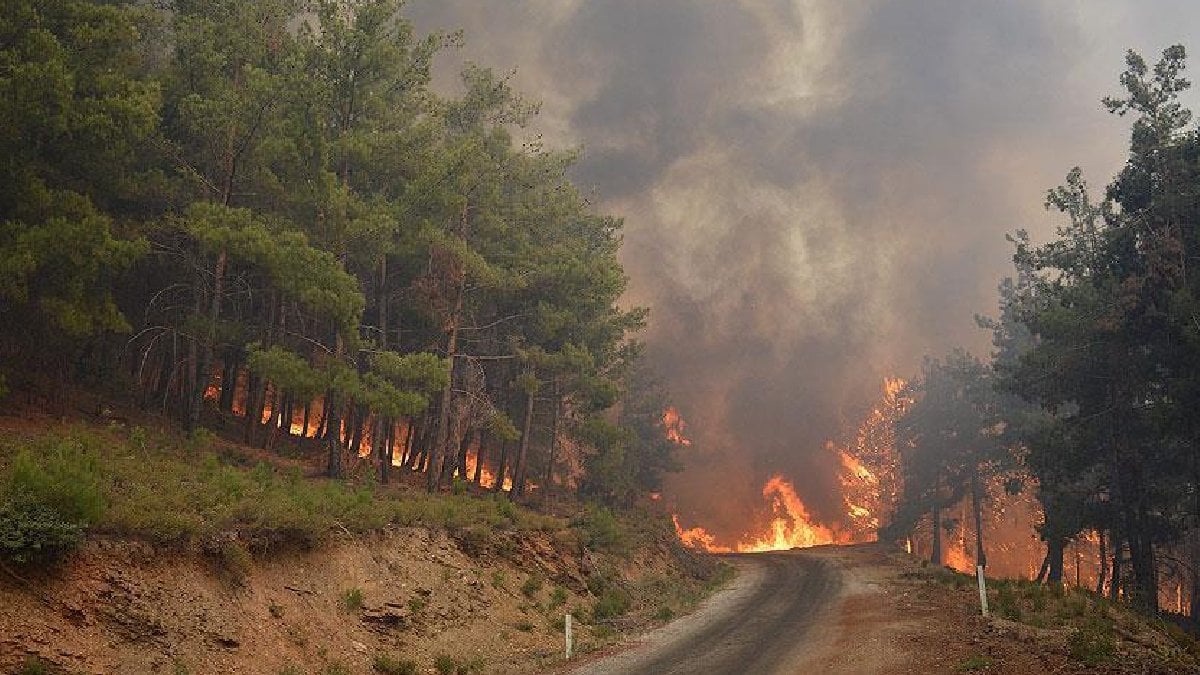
[565,613,574,659]
[976,565,989,616]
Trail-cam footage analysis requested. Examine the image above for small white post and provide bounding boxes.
[565,613,573,659]
[976,565,989,617]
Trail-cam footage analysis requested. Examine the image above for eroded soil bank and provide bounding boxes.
[1,526,718,675]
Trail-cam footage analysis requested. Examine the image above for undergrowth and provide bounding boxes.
[0,424,563,563]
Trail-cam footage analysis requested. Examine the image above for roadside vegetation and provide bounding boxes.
[909,563,1200,672]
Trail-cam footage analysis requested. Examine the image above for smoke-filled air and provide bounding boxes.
[406,1,1200,548]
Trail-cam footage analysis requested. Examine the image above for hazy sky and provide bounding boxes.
[407,1,1200,540]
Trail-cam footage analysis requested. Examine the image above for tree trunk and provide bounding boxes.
[473,430,488,486]
[243,373,263,445]
[971,464,987,570]
[513,390,535,497]
[383,420,402,484]
[1046,537,1066,586]
[543,384,561,490]
[302,400,311,439]
[931,500,943,566]
[1097,530,1109,596]
[1111,537,1124,601]
[429,326,461,492]
[219,355,237,412]
[189,248,227,432]
[262,385,281,450]
[1128,517,1159,613]
[349,405,367,458]
[428,204,468,492]
[494,439,511,493]
[455,428,474,483]
[325,330,346,478]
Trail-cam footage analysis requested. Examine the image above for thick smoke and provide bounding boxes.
[407,0,1200,540]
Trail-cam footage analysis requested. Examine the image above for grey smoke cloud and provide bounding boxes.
[407,0,1200,540]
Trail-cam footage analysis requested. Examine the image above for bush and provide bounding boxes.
[548,585,568,609]
[0,444,107,564]
[433,655,483,675]
[592,587,632,622]
[577,507,623,550]
[521,574,543,598]
[955,655,992,672]
[1068,614,1116,666]
[341,587,364,612]
[16,657,50,675]
[373,654,418,675]
[0,491,86,564]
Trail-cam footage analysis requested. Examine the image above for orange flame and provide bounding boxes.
[662,407,692,446]
[673,475,839,553]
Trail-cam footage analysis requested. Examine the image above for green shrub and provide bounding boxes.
[433,654,456,675]
[577,507,623,550]
[0,490,86,564]
[955,655,992,672]
[521,574,543,598]
[16,657,50,675]
[1068,614,1116,666]
[373,654,418,675]
[592,587,632,622]
[548,585,568,609]
[491,570,507,589]
[433,655,483,675]
[341,587,364,612]
[654,605,675,622]
[514,620,535,632]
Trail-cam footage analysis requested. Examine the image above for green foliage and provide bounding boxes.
[954,655,992,672]
[574,506,625,550]
[520,574,543,598]
[591,587,632,622]
[1067,614,1116,666]
[433,654,484,675]
[341,587,364,612]
[16,657,50,675]
[0,442,106,564]
[372,654,417,675]
[549,585,568,609]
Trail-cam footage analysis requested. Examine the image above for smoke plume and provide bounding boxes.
[407,0,1200,540]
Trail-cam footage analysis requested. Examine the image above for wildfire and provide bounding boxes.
[662,407,692,446]
[673,475,840,553]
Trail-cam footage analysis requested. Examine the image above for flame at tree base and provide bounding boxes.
[674,475,845,553]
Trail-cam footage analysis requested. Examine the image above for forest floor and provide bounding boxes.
[0,410,727,675]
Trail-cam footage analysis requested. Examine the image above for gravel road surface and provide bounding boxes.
[571,550,842,675]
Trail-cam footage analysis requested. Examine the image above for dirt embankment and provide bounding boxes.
[0,525,713,675]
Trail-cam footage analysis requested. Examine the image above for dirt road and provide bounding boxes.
[571,549,850,675]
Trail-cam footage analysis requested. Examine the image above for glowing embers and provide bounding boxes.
[673,475,839,553]
[662,407,692,446]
